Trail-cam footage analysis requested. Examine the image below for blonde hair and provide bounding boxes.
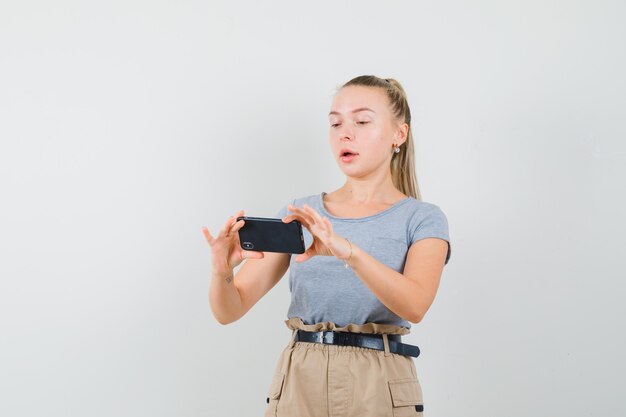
[338,75,421,200]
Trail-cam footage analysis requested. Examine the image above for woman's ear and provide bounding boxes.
[394,122,409,146]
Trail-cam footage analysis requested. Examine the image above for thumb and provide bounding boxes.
[243,250,264,260]
[294,254,309,263]
[295,247,314,263]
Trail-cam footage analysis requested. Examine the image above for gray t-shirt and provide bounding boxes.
[274,192,451,330]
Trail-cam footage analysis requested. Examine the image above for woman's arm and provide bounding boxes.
[203,212,291,325]
[347,237,449,323]
[209,251,290,325]
[283,203,449,324]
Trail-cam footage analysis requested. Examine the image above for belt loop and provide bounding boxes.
[288,329,298,348]
[383,333,391,356]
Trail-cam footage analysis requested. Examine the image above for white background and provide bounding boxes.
[1,1,624,416]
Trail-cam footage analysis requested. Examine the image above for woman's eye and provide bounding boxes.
[331,123,340,128]
[357,121,370,125]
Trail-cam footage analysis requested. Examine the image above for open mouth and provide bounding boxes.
[339,149,359,161]
[340,149,358,157]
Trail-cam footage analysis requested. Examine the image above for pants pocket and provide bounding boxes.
[264,372,285,417]
[388,377,424,416]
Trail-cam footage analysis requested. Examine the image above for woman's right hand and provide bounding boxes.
[201,209,265,274]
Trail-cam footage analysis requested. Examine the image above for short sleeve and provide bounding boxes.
[409,204,452,265]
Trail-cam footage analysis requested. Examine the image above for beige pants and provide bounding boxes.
[264,318,424,417]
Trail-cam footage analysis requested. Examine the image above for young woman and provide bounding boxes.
[202,75,451,417]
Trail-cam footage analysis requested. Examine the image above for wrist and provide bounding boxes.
[341,237,353,268]
[212,268,233,280]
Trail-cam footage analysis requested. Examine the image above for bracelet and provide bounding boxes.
[344,237,353,269]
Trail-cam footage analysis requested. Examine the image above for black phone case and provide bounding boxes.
[236,216,306,254]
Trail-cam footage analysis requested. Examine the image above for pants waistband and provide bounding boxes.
[293,329,420,358]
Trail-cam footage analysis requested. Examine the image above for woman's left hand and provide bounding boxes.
[283,204,351,263]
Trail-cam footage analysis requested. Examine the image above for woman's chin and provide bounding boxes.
[338,165,364,177]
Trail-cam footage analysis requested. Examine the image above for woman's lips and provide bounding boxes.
[340,153,358,162]
[339,148,359,162]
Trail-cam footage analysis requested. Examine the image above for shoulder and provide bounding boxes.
[403,199,451,263]
[276,193,320,208]
[273,193,322,217]
[292,193,322,207]
[401,198,449,236]
[405,199,450,241]
[398,198,447,219]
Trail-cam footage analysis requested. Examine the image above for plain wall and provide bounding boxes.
[1,1,625,416]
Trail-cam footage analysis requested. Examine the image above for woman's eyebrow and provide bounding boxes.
[328,107,376,116]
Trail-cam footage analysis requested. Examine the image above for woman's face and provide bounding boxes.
[328,85,403,178]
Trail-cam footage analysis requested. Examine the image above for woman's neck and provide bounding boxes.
[333,177,405,205]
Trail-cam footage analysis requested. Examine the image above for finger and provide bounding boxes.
[318,215,333,234]
[283,213,304,225]
[294,253,308,262]
[201,226,215,245]
[295,245,315,263]
[289,205,315,226]
[284,211,309,227]
[304,204,322,221]
[304,204,326,226]
[232,218,246,232]
[219,216,236,236]
[295,252,312,263]
[322,216,334,232]
[243,250,264,260]
[283,210,303,221]
[228,210,245,232]
[301,204,321,225]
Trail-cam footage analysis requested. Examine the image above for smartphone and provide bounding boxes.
[236,216,306,254]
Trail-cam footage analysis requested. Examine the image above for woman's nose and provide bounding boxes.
[337,126,353,141]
